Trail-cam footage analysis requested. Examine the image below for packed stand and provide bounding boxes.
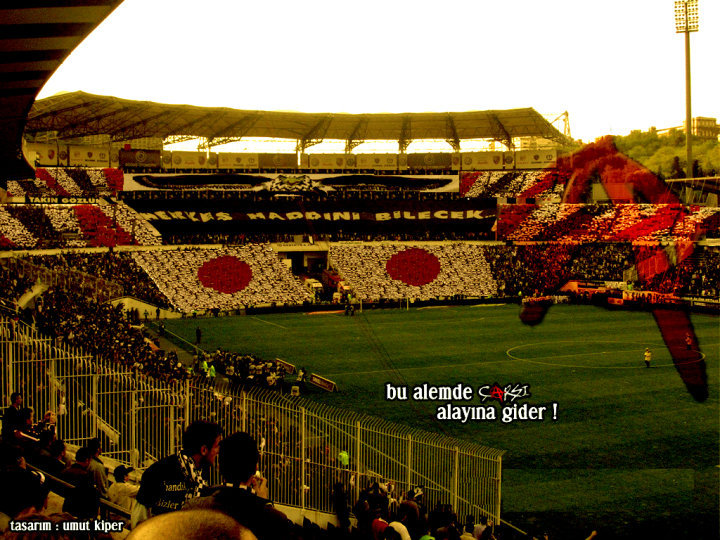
[328,243,498,301]
[639,246,720,298]
[32,288,182,378]
[0,206,38,249]
[4,205,64,248]
[132,246,312,313]
[7,168,124,198]
[501,203,719,243]
[484,243,633,297]
[0,262,35,313]
[27,252,172,309]
[461,170,547,199]
[0,202,161,249]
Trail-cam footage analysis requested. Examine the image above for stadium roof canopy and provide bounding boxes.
[0,1,124,178]
[26,91,571,152]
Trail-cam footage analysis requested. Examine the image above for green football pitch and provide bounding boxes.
[165,304,719,539]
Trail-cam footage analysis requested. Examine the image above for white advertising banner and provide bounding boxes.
[217,153,260,169]
[169,151,211,169]
[460,152,504,170]
[515,149,557,169]
[304,154,351,170]
[69,145,111,167]
[356,154,398,170]
[25,143,59,167]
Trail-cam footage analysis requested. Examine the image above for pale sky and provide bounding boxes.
[38,0,719,144]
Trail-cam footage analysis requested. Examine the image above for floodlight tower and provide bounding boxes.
[674,0,699,180]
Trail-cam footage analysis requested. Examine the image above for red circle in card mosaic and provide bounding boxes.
[197,256,252,294]
[385,248,441,286]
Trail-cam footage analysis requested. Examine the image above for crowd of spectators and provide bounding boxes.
[6,168,122,198]
[501,203,718,243]
[27,251,172,309]
[640,246,720,298]
[0,202,160,250]
[328,244,498,301]
[132,246,312,312]
[0,207,38,248]
[0,261,34,313]
[33,288,172,377]
[97,202,162,246]
[191,349,290,391]
[121,188,459,202]
[0,392,132,534]
[462,171,546,199]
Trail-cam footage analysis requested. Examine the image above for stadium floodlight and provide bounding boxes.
[674,0,699,32]
[674,0,699,183]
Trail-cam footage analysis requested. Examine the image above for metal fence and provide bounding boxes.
[0,316,503,523]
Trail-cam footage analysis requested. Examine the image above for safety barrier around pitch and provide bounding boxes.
[0,316,502,523]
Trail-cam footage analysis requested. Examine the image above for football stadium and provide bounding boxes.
[0,2,718,539]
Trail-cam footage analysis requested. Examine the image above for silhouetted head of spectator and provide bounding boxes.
[436,524,462,540]
[87,437,102,458]
[182,420,223,468]
[19,407,34,426]
[218,432,259,485]
[0,443,25,472]
[10,392,22,408]
[398,500,420,525]
[128,509,257,540]
[113,465,134,483]
[49,439,66,460]
[75,447,91,468]
[2,468,49,519]
[37,429,54,451]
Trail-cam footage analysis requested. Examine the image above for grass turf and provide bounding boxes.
[165,304,719,539]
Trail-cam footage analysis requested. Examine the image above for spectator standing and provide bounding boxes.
[195,327,202,345]
[87,438,109,499]
[2,392,23,441]
[61,447,100,519]
[134,420,222,526]
[183,431,291,540]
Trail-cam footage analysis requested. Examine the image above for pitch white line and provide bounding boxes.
[250,317,288,329]
[506,341,707,369]
[324,358,509,377]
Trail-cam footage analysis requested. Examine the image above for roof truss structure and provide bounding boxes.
[26,91,571,152]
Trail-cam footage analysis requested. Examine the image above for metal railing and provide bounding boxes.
[0,316,502,523]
